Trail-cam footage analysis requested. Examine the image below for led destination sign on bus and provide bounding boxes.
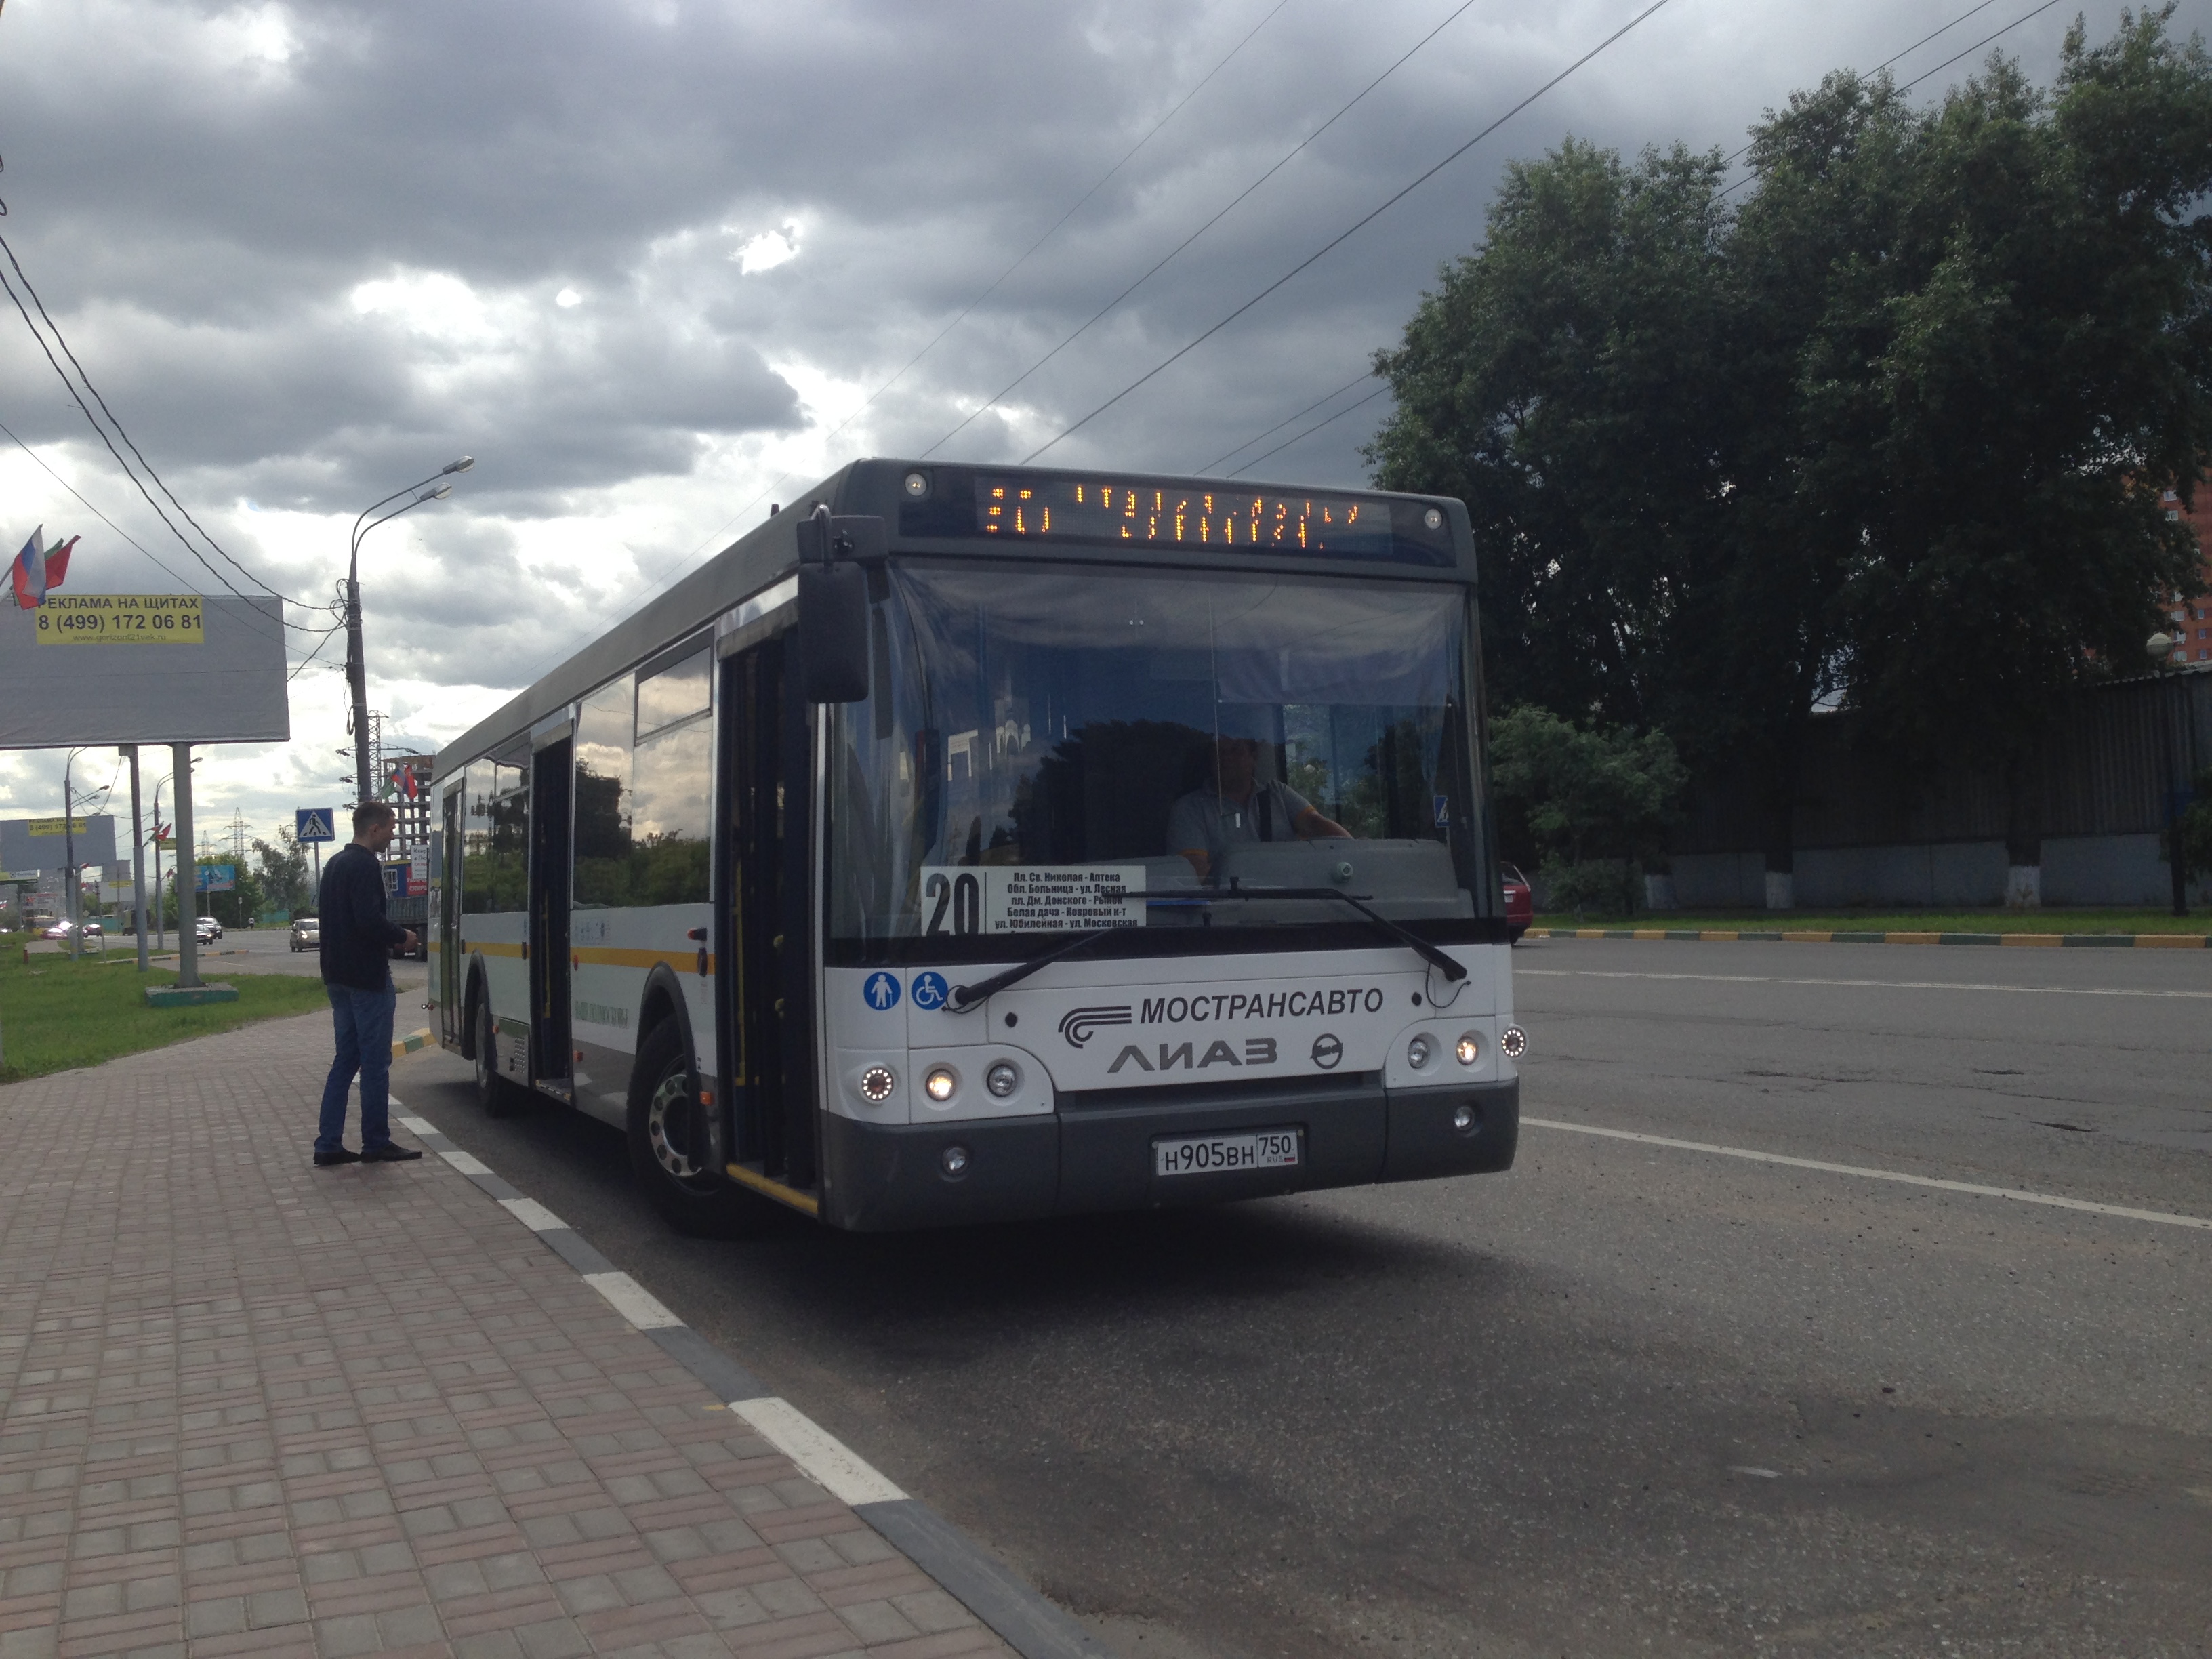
[975,476,1412,560]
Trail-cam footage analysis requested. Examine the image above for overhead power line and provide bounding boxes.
[923,0,1490,460]
[1021,0,1682,464]
[647,0,1299,588]
[1200,370,1377,474]
[1228,382,1393,478]
[0,230,314,623]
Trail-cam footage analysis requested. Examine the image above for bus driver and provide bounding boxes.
[1170,731,1351,882]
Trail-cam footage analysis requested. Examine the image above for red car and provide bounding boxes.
[1502,864,1533,943]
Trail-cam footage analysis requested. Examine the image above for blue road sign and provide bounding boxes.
[296,808,336,843]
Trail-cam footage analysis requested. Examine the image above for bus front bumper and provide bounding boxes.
[818,1076,1517,1233]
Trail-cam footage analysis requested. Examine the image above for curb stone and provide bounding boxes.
[1525,927,2211,948]
[388,1092,1113,1659]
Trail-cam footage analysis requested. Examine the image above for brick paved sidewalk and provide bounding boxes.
[0,1012,1012,1659]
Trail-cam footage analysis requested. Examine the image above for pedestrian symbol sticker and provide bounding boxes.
[912,970,949,1010]
[1433,794,1450,827]
[864,972,901,1010]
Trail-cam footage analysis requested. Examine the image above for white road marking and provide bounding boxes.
[499,1196,569,1233]
[583,1270,684,1330]
[1517,969,2212,999]
[395,1113,433,1132]
[438,1148,493,1176]
[1730,1466,1782,1479]
[1521,1116,2212,1231]
[733,1396,907,1505]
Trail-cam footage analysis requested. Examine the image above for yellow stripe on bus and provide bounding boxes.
[468,940,526,958]
[726,1162,819,1217]
[573,945,715,973]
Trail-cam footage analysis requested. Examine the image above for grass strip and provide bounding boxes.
[0,945,329,1084]
[1532,908,2209,935]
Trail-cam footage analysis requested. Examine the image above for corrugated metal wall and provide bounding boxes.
[1674,669,2212,855]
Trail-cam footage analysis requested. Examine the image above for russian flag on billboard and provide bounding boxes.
[11,527,78,610]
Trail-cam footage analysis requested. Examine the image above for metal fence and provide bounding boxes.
[1673,668,2212,855]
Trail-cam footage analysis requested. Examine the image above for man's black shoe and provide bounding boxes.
[361,1143,423,1162]
[314,1147,363,1167]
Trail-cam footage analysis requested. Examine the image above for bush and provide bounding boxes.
[1538,856,1638,918]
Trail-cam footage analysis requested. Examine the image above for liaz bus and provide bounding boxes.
[430,459,1525,1233]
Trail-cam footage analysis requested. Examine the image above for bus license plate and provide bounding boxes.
[1153,1128,1302,1177]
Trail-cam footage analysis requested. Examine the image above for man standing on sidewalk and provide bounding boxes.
[314,801,423,1166]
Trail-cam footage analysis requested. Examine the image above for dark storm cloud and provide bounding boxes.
[1,0,2198,831]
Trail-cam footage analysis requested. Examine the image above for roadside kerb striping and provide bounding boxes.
[390,1023,434,1062]
[392,1103,1111,1659]
[1525,927,2210,947]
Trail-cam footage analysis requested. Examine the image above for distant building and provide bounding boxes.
[382,754,435,851]
[2165,485,2212,660]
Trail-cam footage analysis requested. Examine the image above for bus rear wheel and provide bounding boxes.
[474,997,520,1118]
[627,1019,771,1237]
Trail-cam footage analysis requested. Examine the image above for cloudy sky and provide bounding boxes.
[1,0,2199,867]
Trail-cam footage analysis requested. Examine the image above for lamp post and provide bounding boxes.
[2147,632,2192,918]
[347,458,471,807]
[149,758,197,954]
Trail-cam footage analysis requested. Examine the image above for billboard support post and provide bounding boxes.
[173,742,199,990]
[64,757,80,962]
[125,745,148,973]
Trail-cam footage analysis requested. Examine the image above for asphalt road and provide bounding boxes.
[390,938,2212,1658]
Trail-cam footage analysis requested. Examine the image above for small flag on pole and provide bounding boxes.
[11,528,77,609]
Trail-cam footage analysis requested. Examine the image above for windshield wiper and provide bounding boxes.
[941,883,1466,1013]
[1180,885,1468,982]
[945,920,1124,1014]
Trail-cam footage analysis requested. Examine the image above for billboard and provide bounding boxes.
[196,863,237,893]
[0,815,119,870]
[0,592,289,746]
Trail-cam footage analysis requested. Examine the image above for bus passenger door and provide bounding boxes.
[719,633,815,1191]
[530,735,574,1097]
[437,787,462,1045]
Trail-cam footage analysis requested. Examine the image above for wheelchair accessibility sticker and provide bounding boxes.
[911,971,949,1011]
[863,971,901,1010]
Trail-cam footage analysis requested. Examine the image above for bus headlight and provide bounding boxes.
[985,1060,1021,1097]
[924,1065,958,1103]
[859,1065,896,1103]
[1500,1025,1527,1060]
[1406,1033,1435,1069]
[1455,1032,1481,1066]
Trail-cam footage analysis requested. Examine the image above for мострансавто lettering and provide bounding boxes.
[1139,986,1384,1025]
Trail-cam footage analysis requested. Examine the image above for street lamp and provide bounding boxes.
[148,758,199,954]
[346,457,471,806]
[2147,632,2193,918]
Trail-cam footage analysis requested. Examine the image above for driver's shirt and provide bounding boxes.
[1168,781,1316,859]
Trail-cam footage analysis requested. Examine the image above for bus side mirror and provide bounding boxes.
[795,505,882,703]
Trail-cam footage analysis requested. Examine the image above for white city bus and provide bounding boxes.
[430,459,1523,1233]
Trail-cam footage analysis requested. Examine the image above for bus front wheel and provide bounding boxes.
[627,1020,771,1237]
[474,997,520,1118]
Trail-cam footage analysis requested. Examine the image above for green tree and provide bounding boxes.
[253,830,312,916]
[1488,705,1685,914]
[1371,10,2212,895]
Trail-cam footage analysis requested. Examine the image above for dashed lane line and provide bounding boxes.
[1518,968,2212,999]
[1521,1115,2212,1231]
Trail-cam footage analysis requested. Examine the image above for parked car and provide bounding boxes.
[1502,863,1533,943]
[194,914,223,943]
[290,915,321,952]
[39,918,102,941]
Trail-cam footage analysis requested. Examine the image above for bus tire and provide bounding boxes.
[473,996,520,1118]
[627,1019,771,1237]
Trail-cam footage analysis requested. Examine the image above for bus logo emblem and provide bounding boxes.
[1059,1005,1132,1048]
[911,971,949,1010]
[1310,1033,1343,1069]
[863,972,901,1010]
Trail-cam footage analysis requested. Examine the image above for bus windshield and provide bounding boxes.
[827,562,1490,961]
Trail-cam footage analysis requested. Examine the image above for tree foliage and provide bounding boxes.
[1489,705,1685,912]
[1370,9,2212,876]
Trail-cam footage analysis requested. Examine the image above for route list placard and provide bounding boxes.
[918,865,1147,934]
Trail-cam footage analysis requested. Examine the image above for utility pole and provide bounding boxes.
[173,743,199,989]
[63,752,79,962]
[124,745,148,972]
[348,457,470,806]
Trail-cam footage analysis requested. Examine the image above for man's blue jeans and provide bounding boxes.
[318,979,396,1154]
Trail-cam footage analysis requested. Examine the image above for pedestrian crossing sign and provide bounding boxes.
[295,807,336,843]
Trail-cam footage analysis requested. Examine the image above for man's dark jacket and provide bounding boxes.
[318,842,405,991]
